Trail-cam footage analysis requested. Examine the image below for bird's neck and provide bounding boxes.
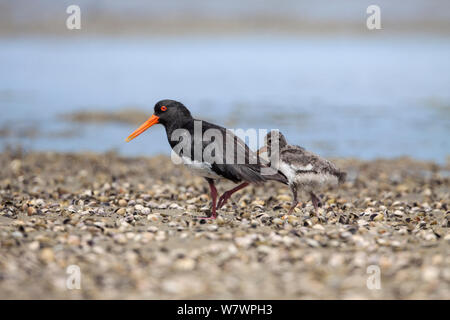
[163,116,194,148]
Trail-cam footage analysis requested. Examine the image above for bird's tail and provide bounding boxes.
[337,171,346,184]
[263,171,289,185]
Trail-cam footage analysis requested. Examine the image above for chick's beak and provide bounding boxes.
[125,114,159,142]
[257,145,268,155]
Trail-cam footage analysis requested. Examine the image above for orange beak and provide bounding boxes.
[125,114,159,142]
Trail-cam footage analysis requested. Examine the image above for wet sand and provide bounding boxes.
[0,150,448,299]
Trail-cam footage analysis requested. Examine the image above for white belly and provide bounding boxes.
[181,156,221,179]
[279,162,338,191]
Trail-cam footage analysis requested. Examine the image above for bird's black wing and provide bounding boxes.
[178,119,286,184]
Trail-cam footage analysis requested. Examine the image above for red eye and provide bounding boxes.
[161,106,167,111]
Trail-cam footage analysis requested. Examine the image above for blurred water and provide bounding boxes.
[1,35,449,162]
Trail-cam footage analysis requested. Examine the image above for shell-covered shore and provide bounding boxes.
[0,150,448,299]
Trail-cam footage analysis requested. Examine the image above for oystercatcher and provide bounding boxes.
[258,131,346,214]
[125,100,287,219]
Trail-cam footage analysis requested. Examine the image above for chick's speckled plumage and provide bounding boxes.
[263,130,346,214]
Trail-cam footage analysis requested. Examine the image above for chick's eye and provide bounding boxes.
[161,106,167,111]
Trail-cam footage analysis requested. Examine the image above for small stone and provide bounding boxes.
[28,241,40,251]
[67,235,80,246]
[277,195,291,202]
[373,213,384,221]
[250,220,260,227]
[287,215,299,224]
[9,159,22,172]
[273,218,283,225]
[115,234,127,244]
[424,232,437,241]
[27,206,37,216]
[118,199,128,207]
[98,196,108,202]
[11,231,23,239]
[242,212,251,219]
[155,231,166,241]
[313,224,325,231]
[116,208,126,215]
[251,200,265,206]
[169,203,183,210]
[39,248,54,263]
[357,219,368,226]
[305,238,320,247]
[187,205,197,211]
[216,216,225,226]
[174,258,196,271]
[207,225,218,232]
[82,190,92,197]
[147,214,159,221]
[158,203,168,209]
[393,210,404,217]
[422,266,439,281]
[235,236,253,248]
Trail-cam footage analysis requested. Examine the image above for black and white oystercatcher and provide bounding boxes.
[125,100,287,219]
[258,131,346,214]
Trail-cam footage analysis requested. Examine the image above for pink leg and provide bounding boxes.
[310,191,321,214]
[287,184,298,215]
[217,182,249,209]
[197,178,218,219]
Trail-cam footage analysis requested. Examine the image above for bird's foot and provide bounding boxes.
[217,192,232,209]
[217,182,249,209]
[287,201,299,215]
[194,210,217,220]
[310,192,322,212]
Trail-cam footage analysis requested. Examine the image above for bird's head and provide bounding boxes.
[258,130,287,156]
[125,99,192,142]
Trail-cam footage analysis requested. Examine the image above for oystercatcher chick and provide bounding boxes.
[258,131,346,214]
[125,100,287,219]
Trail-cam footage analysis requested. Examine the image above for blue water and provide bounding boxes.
[1,35,449,162]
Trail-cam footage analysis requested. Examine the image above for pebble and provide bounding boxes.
[0,151,447,300]
[422,266,439,282]
[118,199,128,207]
[313,224,325,231]
[39,248,55,263]
[11,231,23,239]
[277,194,291,201]
[116,208,126,215]
[174,258,196,271]
[393,210,404,217]
[272,218,283,225]
[373,213,384,221]
[147,214,159,221]
[27,206,37,216]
